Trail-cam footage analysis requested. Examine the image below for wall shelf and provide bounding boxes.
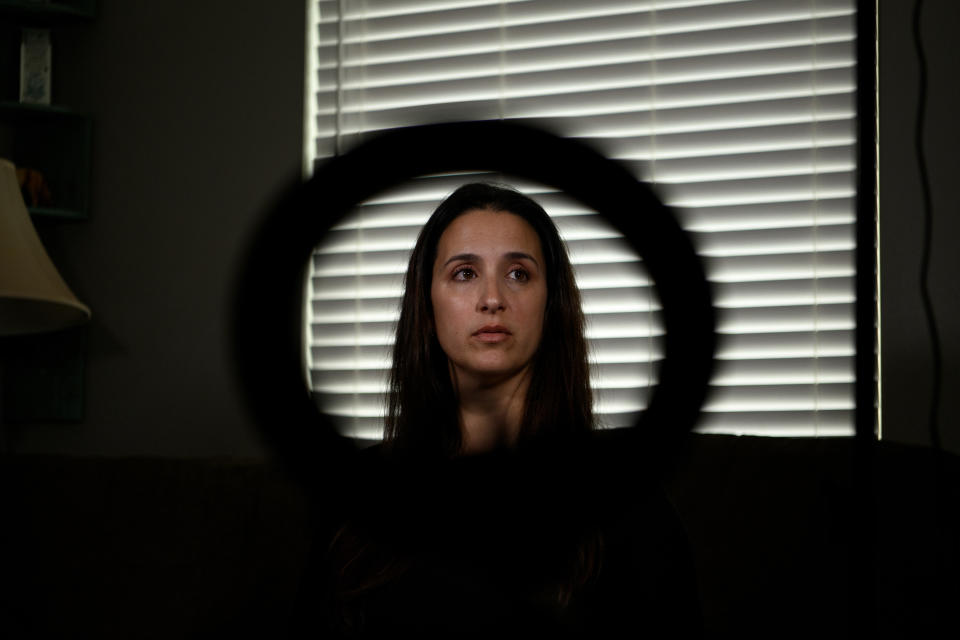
[0,2,95,425]
[0,101,92,220]
[0,0,95,24]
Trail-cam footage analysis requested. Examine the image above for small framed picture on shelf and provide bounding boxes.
[20,28,52,105]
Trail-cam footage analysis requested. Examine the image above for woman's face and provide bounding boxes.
[430,208,547,388]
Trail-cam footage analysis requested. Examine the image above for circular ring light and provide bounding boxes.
[232,121,715,509]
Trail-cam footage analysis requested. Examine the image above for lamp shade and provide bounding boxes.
[0,157,91,335]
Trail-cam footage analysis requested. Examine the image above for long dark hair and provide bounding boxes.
[384,182,593,457]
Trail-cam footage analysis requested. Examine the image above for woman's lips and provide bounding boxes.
[473,325,511,343]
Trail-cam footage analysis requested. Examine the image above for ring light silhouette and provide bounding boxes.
[232,121,716,508]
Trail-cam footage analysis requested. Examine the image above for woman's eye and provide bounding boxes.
[508,268,529,282]
[453,267,476,280]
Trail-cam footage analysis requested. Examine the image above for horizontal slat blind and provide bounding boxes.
[306,0,858,440]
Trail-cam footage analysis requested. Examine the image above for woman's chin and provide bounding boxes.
[452,360,533,386]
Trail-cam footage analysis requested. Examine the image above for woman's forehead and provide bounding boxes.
[435,209,544,262]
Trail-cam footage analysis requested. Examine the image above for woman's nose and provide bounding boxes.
[478,278,505,312]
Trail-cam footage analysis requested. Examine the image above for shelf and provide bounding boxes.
[0,1,96,24]
[0,100,89,119]
[0,0,93,425]
[1,326,87,423]
[28,205,86,220]
[0,100,92,220]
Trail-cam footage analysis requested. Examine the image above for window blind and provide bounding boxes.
[304,0,858,441]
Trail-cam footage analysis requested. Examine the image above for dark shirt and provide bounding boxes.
[287,438,702,637]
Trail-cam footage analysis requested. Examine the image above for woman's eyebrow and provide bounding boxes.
[443,251,540,268]
[443,252,480,267]
[505,251,540,268]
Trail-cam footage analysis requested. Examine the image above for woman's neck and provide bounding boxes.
[454,368,532,455]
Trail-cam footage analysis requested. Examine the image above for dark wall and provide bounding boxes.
[16,2,304,457]
[12,1,960,457]
[879,0,960,455]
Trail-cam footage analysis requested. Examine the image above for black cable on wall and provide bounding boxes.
[912,0,943,453]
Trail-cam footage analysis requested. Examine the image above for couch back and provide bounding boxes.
[2,434,956,638]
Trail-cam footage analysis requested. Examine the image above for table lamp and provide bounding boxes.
[0,157,90,334]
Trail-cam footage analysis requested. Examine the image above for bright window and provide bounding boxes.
[303,0,860,440]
